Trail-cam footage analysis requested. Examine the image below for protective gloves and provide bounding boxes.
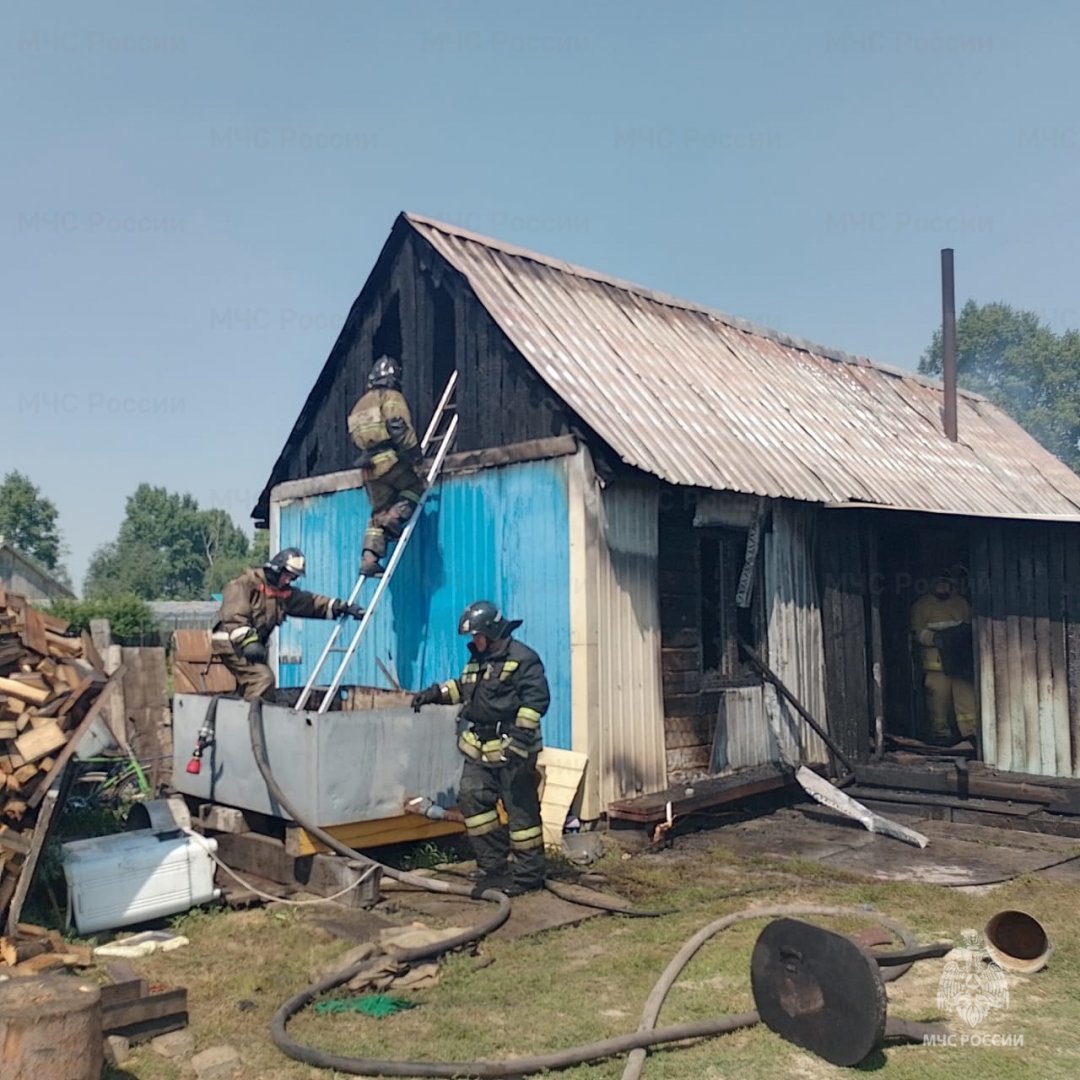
[411,684,443,712]
[332,600,365,619]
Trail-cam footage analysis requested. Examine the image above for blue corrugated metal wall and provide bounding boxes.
[275,459,573,749]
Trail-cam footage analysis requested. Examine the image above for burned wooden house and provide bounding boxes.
[254,212,1080,824]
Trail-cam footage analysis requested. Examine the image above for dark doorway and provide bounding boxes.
[876,516,972,743]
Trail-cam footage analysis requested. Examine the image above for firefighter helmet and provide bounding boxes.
[368,354,403,390]
[458,600,521,640]
[265,548,306,581]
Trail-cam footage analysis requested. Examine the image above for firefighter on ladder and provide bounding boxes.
[347,354,426,578]
[210,548,364,701]
[411,601,549,896]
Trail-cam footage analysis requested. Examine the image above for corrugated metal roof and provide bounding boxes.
[406,212,1080,519]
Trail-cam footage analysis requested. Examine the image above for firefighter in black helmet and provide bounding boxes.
[210,548,364,701]
[347,354,427,577]
[412,600,549,895]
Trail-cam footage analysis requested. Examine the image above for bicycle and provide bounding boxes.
[65,749,156,813]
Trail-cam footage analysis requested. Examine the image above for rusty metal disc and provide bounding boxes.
[751,918,887,1067]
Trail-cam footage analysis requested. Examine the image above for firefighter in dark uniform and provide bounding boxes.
[412,600,549,895]
[211,548,364,701]
[347,354,427,578]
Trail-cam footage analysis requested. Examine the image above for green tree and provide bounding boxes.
[84,485,258,600]
[919,301,1080,472]
[251,529,270,565]
[0,471,66,574]
[48,594,158,640]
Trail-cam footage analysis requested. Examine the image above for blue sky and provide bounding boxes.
[4,0,1079,590]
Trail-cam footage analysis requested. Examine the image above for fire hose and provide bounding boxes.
[248,701,927,1078]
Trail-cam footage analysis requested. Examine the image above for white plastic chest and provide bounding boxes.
[62,829,219,935]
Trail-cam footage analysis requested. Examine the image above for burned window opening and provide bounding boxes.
[372,293,402,363]
[700,527,764,687]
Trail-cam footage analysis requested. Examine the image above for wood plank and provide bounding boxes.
[661,647,701,673]
[665,745,711,772]
[103,1011,188,1046]
[971,531,995,763]
[0,677,49,705]
[536,746,589,847]
[818,519,868,763]
[44,630,82,656]
[1018,538,1040,773]
[12,951,67,975]
[1033,528,1056,775]
[866,530,885,760]
[56,676,96,719]
[4,787,59,934]
[1066,533,1080,778]
[9,763,39,790]
[608,763,793,822]
[1054,530,1076,775]
[27,666,125,810]
[285,815,464,857]
[0,935,50,966]
[0,828,31,857]
[102,988,188,1031]
[19,604,49,658]
[988,531,1011,771]
[79,630,105,675]
[0,722,17,739]
[100,978,149,1008]
[13,721,66,764]
[1003,529,1026,772]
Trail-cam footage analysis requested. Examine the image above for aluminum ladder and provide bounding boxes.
[293,371,458,713]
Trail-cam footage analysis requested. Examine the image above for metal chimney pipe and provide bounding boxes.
[941,248,958,442]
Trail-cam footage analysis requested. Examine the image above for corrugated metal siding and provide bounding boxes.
[273,459,573,750]
[590,474,666,808]
[763,502,829,764]
[0,545,74,602]
[407,213,1080,519]
[973,522,1080,778]
[711,685,772,772]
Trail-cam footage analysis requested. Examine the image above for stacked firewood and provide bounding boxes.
[0,591,119,930]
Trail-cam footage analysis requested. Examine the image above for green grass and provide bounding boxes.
[114,840,1075,1080]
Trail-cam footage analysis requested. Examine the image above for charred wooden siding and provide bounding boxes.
[255,231,577,523]
[818,513,873,763]
[658,493,717,778]
[972,522,1080,777]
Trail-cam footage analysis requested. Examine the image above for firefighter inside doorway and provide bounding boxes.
[910,568,977,744]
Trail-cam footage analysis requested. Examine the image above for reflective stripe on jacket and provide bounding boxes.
[347,388,419,479]
[910,593,971,673]
[435,637,550,764]
[212,568,335,651]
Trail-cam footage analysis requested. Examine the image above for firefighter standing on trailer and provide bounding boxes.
[412,601,549,896]
[211,548,364,701]
[347,354,427,578]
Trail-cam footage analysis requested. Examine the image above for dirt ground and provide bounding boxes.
[106,803,1079,1080]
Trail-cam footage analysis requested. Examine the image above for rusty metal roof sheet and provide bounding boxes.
[406,212,1080,519]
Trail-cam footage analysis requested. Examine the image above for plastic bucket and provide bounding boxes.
[984,910,1050,974]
